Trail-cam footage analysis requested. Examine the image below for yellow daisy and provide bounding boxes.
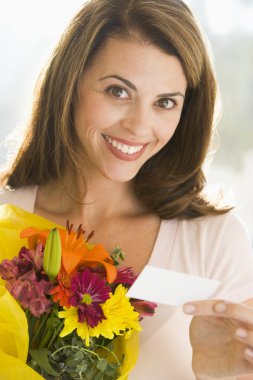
[58,284,141,346]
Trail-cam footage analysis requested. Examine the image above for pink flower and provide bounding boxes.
[18,243,44,274]
[131,300,157,317]
[115,267,136,286]
[69,269,110,327]
[10,276,52,316]
[0,258,19,280]
[29,297,52,317]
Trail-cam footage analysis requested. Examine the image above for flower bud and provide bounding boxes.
[43,228,61,282]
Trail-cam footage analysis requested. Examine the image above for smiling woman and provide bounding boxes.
[73,38,187,182]
[0,0,253,379]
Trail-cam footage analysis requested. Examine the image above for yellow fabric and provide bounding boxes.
[0,285,43,380]
[115,332,139,380]
[0,204,139,379]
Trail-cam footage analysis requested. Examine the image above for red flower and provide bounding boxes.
[50,271,74,308]
[69,269,111,327]
[115,267,136,286]
[131,300,157,318]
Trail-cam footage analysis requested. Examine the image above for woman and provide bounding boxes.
[1,0,253,378]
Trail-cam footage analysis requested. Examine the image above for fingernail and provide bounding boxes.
[183,304,196,314]
[245,348,253,358]
[214,303,226,313]
[235,328,247,338]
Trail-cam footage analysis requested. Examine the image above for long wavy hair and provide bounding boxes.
[1,0,229,219]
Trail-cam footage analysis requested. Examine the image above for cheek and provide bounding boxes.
[75,96,125,134]
[158,113,182,144]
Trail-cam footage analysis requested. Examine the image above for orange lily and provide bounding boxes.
[20,226,117,284]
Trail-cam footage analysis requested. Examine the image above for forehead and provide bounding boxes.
[85,37,187,91]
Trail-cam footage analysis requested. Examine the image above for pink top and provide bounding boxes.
[1,186,253,379]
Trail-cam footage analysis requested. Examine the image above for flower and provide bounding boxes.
[10,277,52,317]
[131,300,157,317]
[21,224,117,283]
[115,267,136,286]
[59,284,141,346]
[43,228,62,282]
[69,268,110,327]
[18,243,44,273]
[0,243,44,281]
[0,243,53,317]
[49,270,74,308]
[0,257,19,280]
[98,284,142,339]
[0,206,144,380]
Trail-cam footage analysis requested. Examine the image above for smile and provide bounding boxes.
[103,135,144,155]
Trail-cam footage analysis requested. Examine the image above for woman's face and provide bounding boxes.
[74,37,187,182]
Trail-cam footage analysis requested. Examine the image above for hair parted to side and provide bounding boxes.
[1,0,230,219]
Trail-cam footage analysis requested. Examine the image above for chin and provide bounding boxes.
[101,167,140,183]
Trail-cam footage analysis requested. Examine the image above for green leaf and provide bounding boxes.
[74,351,85,360]
[29,348,59,376]
[94,372,104,380]
[46,316,62,331]
[97,358,108,372]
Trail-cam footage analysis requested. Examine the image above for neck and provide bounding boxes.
[36,166,145,229]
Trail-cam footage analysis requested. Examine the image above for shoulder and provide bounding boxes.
[161,211,251,246]
[161,211,253,301]
[162,210,253,282]
[0,186,37,213]
[178,211,251,247]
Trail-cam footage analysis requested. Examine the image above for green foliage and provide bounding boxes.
[27,332,123,380]
[110,247,125,266]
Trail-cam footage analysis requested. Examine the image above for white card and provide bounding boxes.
[126,265,220,306]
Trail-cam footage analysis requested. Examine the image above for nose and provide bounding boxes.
[121,102,151,137]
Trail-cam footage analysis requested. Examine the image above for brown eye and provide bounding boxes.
[157,98,175,109]
[107,86,129,99]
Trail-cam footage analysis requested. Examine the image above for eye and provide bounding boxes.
[106,85,129,99]
[157,98,176,109]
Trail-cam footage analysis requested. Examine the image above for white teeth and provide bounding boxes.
[104,135,144,155]
[121,144,128,154]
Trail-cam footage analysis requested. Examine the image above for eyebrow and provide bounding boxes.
[99,74,185,99]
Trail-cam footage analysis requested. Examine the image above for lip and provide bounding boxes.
[102,134,148,161]
[102,134,147,147]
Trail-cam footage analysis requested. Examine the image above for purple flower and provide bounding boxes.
[77,303,105,327]
[69,269,110,327]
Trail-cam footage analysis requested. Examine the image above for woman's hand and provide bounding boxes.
[183,299,253,379]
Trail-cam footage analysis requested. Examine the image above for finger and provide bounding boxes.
[235,327,253,346]
[183,299,253,326]
[244,347,253,365]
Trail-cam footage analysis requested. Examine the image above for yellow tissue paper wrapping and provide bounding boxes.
[0,204,139,380]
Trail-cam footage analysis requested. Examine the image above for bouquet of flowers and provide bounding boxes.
[0,218,157,380]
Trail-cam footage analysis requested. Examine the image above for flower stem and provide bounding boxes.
[96,344,120,365]
[30,313,49,347]
[51,345,101,361]
[38,329,53,348]
[46,320,64,350]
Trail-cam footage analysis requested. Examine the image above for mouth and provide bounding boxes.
[102,134,148,161]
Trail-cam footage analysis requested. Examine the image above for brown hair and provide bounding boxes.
[1,0,230,219]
